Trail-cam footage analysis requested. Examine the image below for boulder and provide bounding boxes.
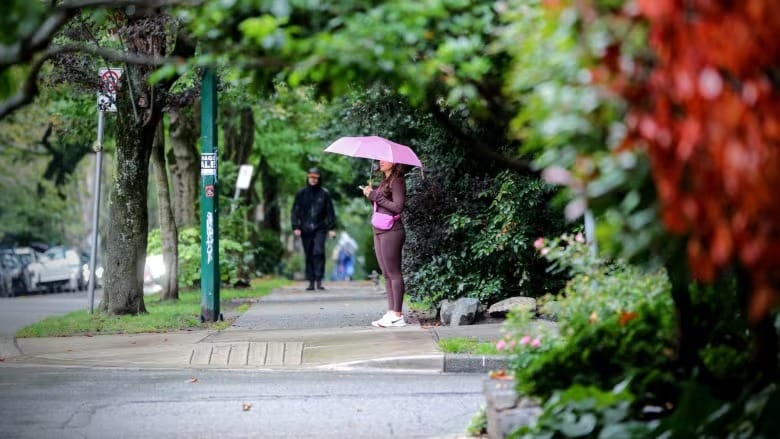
[487,297,536,318]
[439,299,455,325]
[451,297,480,326]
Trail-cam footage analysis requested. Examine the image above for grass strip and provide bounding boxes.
[438,337,502,355]
[16,277,290,338]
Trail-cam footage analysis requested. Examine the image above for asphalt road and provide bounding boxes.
[0,366,484,438]
[0,289,100,336]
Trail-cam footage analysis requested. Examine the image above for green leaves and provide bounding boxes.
[514,381,652,438]
[408,171,565,306]
[0,0,46,45]
[182,0,509,119]
[238,15,284,47]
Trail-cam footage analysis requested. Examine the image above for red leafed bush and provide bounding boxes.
[604,0,780,322]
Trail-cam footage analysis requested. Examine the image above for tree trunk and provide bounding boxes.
[151,120,179,301]
[101,12,168,315]
[168,106,200,228]
[101,91,155,314]
[222,105,254,166]
[735,264,778,388]
[222,105,255,214]
[664,239,697,375]
[259,154,281,232]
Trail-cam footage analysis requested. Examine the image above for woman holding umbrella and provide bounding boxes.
[362,160,407,328]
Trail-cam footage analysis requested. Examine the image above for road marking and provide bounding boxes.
[189,342,303,366]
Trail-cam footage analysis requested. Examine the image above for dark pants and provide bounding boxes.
[374,228,406,312]
[301,229,327,282]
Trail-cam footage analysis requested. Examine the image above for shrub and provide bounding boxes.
[406,171,566,306]
[148,226,246,288]
[281,252,304,280]
[251,228,284,275]
[513,380,658,438]
[503,233,678,435]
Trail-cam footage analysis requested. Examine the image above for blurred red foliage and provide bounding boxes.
[605,1,780,322]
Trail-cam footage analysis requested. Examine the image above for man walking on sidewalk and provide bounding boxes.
[292,167,337,290]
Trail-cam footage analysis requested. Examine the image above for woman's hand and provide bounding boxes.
[362,184,373,198]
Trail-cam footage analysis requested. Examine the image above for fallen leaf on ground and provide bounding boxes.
[188,377,199,383]
[488,369,513,380]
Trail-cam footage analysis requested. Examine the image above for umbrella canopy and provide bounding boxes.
[323,136,423,168]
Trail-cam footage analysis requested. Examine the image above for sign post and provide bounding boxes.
[231,164,254,213]
[88,67,122,314]
[200,68,221,322]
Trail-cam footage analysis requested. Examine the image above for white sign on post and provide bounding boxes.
[236,165,254,190]
[97,68,123,112]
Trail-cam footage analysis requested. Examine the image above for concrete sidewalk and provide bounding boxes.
[1,281,508,373]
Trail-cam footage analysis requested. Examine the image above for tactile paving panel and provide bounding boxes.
[189,342,303,366]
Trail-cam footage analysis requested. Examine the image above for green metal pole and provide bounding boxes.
[199,68,221,322]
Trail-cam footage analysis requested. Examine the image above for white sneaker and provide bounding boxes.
[371,312,392,328]
[372,313,406,328]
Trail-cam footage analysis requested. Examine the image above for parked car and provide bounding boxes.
[13,246,41,294]
[25,246,84,292]
[81,251,104,289]
[144,253,166,294]
[0,250,21,297]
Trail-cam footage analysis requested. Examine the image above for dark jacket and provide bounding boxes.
[291,185,336,234]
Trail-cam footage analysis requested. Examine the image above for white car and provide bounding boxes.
[26,246,84,292]
[144,253,166,294]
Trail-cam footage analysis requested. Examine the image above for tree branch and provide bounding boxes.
[0,10,72,66]
[59,0,203,10]
[424,94,537,176]
[0,43,181,119]
[40,123,54,154]
[0,0,203,120]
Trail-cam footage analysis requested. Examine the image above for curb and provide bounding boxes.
[443,353,507,374]
[0,337,22,360]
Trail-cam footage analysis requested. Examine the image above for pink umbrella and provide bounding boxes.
[324,136,423,168]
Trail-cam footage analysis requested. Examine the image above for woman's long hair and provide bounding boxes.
[376,163,407,197]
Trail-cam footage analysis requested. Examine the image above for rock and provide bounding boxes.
[439,299,455,325]
[537,299,559,321]
[451,297,479,326]
[483,378,542,439]
[487,297,536,318]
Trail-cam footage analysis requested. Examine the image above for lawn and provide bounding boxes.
[16,277,290,338]
[438,337,502,355]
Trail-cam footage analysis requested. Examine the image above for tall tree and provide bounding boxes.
[151,120,179,300]
[222,105,254,166]
[102,9,193,314]
[184,0,534,174]
[168,105,200,228]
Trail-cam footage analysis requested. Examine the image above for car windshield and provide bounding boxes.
[45,247,66,260]
[2,253,18,268]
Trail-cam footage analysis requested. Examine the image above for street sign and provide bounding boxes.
[236,164,254,190]
[201,153,217,176]
[97,68,122,112]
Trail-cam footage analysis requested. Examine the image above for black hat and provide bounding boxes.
[307,167,321,177]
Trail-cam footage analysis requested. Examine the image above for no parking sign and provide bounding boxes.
[97,68,122,112]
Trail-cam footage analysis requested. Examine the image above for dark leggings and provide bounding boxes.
[301,229,327,282]
[374,228,406,312]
